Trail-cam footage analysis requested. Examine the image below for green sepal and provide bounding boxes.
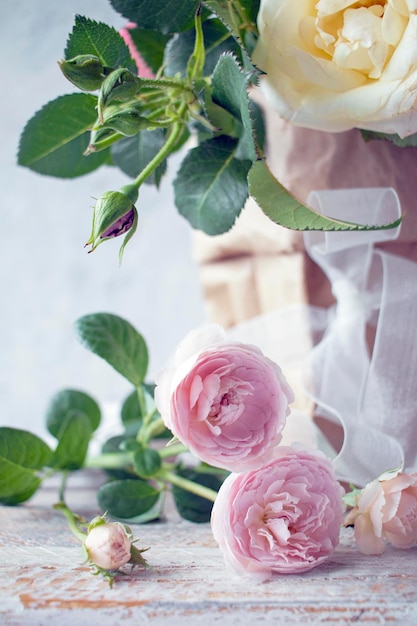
[101,108,160,137]
[58,55,113,91]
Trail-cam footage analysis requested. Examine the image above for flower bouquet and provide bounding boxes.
[2,0,417,584]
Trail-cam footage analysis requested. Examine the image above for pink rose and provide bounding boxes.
[346,471,417,555]
[211,447,344,581]
[84,522,132,570]
[155,325,294,472]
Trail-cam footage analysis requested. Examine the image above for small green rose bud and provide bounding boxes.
[85,125,119,155]
[98,68,142,120]
[58,55,113,91]
[102,108,156,136]
[85,189,139,260]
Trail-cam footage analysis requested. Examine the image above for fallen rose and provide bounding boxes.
[345,470,417,555]
[211,447,344,581]
[84,521,132,570]
[253,0,417,137]
[155,324,294,472]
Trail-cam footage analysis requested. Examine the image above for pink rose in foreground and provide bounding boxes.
[84,522,132,570]
[211,447,344,581]
[155,325,294,472]
[345,471,417,555]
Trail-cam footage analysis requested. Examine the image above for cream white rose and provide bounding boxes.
[253,0,417,137]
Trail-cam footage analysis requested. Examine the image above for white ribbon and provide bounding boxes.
[228,187,417,486]
[304,188,417,485]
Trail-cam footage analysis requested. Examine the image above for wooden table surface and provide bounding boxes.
[1,470,416,625]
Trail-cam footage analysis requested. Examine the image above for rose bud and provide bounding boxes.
[98,68,142,121]
[85,187,138,259]
[211,447,344,581]
[155,324,294,472]
[58,54,113,91]
[84,522,132,570]
[102,107,157,136]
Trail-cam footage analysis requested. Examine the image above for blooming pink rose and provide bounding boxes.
[155,325,294,472]
[346,471,417,555]
[211,447,344,581]
[84,522,132,570]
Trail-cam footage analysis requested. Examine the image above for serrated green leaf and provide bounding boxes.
[172,468,222,523]
[65,15,136,73]
[164,19,240,79]
[0,427,53,470]
[46,389,101,439]
[128,27,171,74]
[17,94,111,178]
[110,0,200,34]
[0,457,42,505]
[76,313,149,386]
[248,159,403,232]
[174,135,251,234]
[133,448,161,478]
[97,478,159,518]
[361,129,417,148]
[51,413,93,470]
[203,0,259,56]
[111,130,167,186]
[212,52,256,160]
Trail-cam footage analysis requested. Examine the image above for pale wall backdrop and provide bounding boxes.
[1,1,207,440]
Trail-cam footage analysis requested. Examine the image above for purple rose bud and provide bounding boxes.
[85,188,139,261]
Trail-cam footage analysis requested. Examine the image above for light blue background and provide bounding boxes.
[1,1,206,440]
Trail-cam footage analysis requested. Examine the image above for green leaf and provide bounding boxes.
[111,130,167,186]
[164,19,241,79]
[109,0,200,34]
[0,427,53,469]
[212,53,256,161]
[172,468,222,523]
[46,389,101,439]
[0,458,42,505]
[174,135,251,234]
[128,27,171,74]
[248,159,403,231]
[18,94,111,178]
[133,447,161,479]
[76,313,149,386]
[97,478,160,519]
[0,428,53,505]
[203,0,260,56]
[361,129,417,148]
[65,15,137,73]
[51,413,93,470]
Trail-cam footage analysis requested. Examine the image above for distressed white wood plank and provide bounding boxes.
[1,473,416,625]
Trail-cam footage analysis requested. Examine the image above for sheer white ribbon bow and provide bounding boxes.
[304,188,417,486]
[229,188,417,486]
